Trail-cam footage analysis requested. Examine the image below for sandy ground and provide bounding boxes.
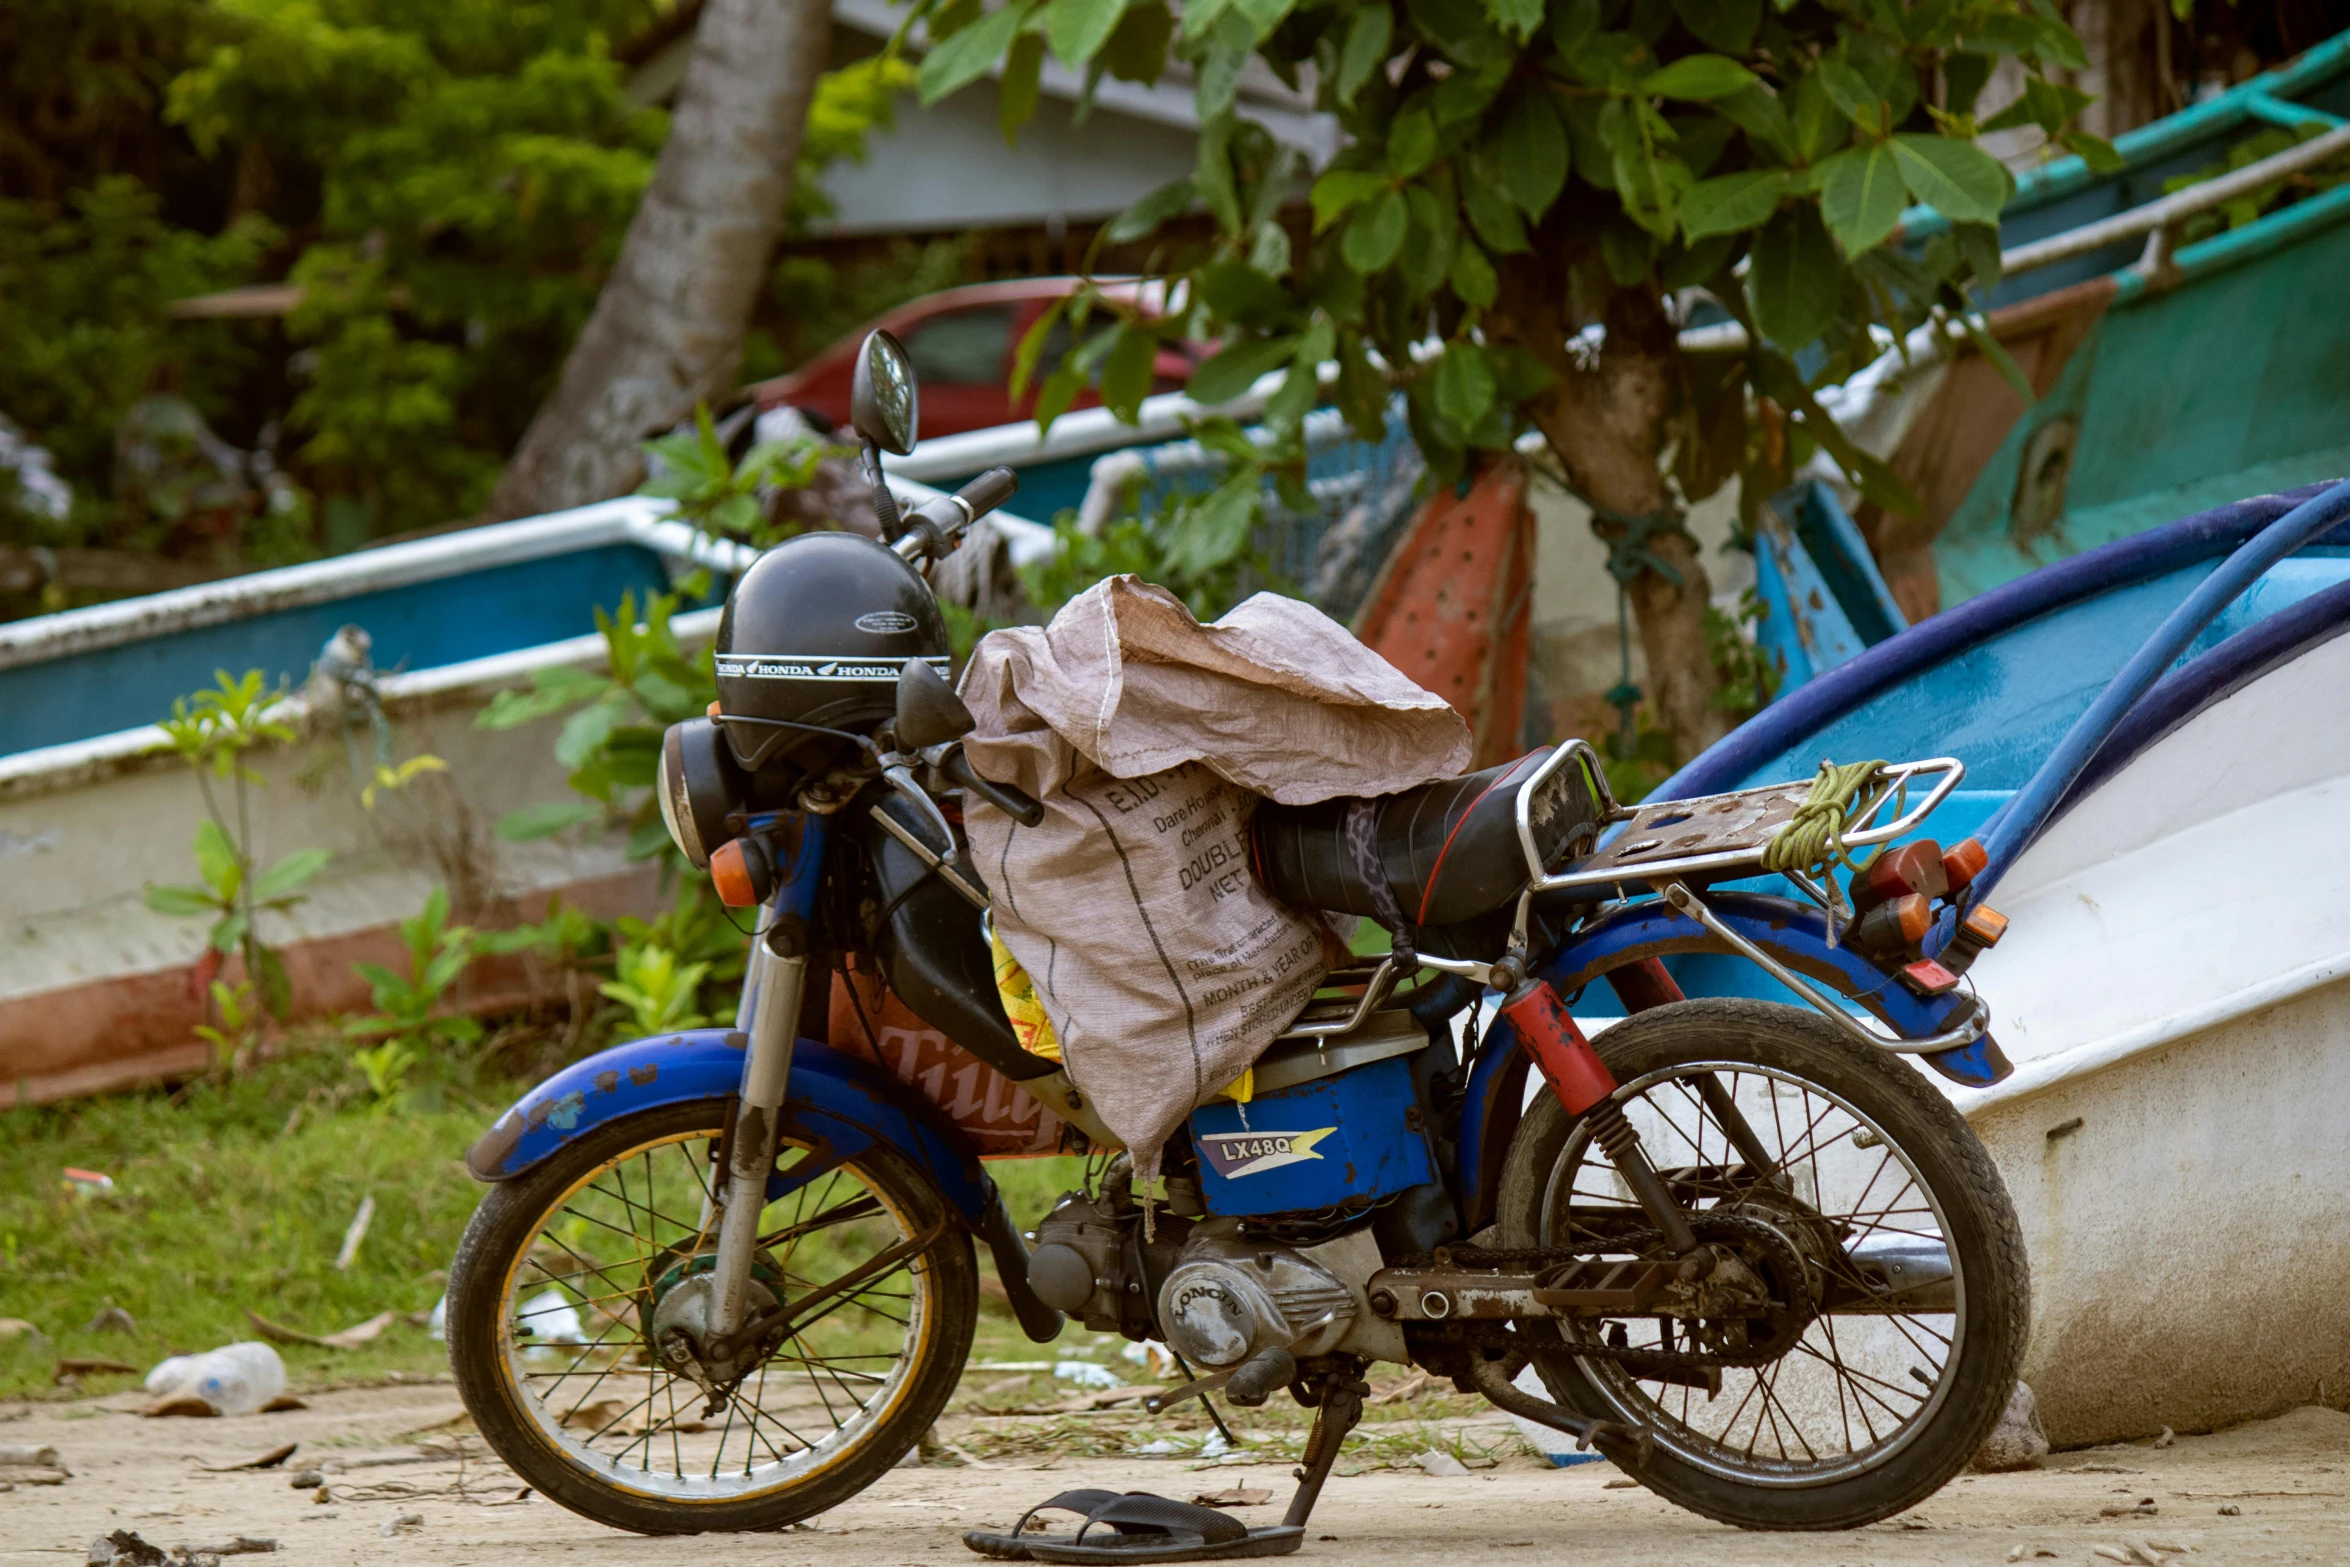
[4,1382,2347,1566]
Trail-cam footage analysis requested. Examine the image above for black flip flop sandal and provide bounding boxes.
[1024,1493,1303,1563]
[963,1489,1128,1560]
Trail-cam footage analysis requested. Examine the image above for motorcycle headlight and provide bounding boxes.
[657,717,747,869]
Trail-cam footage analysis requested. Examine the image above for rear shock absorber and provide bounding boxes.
[1501,978,1705,1260]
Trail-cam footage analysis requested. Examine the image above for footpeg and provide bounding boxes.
[1466,1353,1654,1464]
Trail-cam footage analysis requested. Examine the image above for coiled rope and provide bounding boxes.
[1759,758,1890,879]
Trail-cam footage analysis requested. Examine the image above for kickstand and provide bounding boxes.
[1279,1370,1368,1531]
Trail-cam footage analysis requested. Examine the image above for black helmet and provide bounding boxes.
[714,530,949,784]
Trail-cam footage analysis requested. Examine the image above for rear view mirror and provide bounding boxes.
[895,658,974,750]
[851,330,919,456]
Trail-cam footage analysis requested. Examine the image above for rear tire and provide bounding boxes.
[1495,998,2028,1530]
[447,1097,977,1534]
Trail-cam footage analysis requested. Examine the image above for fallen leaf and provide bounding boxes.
[1190,1487,1272,1508]
[2094,1547,2133,1563]
[259,1396,307,1413]
[56,1357,138,1376]
[198,1443,298,1473]
[141,1396,220,1419]
[1603,1477,1640,1490]
[245,1308,401,1351]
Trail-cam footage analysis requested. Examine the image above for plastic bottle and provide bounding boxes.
[142,1341,287,1415]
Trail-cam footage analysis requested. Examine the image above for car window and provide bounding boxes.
[902,305,1018,386]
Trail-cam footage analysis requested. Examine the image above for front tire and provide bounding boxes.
[1495,998,2028,1530]
[447,1097,977,1534]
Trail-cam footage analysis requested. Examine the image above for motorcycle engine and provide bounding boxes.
[1155,1231,1356,1369]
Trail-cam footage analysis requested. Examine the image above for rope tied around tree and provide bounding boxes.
[1759,758,1892,881]
[1586,495,1694,753]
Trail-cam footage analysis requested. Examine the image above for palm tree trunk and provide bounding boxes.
[482,0,831,521]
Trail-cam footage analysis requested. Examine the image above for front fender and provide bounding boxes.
[464,1029,992,1223]
[1454,893,2005,1234]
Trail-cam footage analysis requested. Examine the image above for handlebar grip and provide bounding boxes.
[955,466,1019,519]
[942,747,1045,827]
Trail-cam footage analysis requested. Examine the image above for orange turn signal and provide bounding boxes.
[1942,837,1989,891]
[1961,905,2009,947]
[710,839,758,907]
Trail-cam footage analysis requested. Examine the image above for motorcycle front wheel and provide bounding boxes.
[446,1097,977,1533]
[1496,997,2029,1530]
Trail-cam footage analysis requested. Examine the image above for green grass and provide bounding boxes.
[0,1044,500,1401]
[0,1051,1107,1404]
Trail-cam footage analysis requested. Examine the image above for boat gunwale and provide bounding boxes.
[1655,480,2348,804]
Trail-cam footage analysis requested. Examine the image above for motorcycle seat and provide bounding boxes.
[1248,747,1604,932]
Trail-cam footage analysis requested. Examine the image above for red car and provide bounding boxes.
[747,278,1197,439]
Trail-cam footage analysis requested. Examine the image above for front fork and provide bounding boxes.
[704,812,830,1339]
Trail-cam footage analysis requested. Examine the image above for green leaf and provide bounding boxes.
[1180,0,1235,41]
[1889,133,2010,223]
[1230,0,1294,40]
[1495,90,1569,218]
[1047,0,1128,65]
[2058,129,2127,174]
[252,943,291,1021]
[193,819,241,900]
[1343,186,1409,271]
[1817,141,1907,254]
[1449,238,1498,307]
[1745,203,1842,348]
[1981,75,2090,136]
[554,693,629,770]
[1680,168,1787,238]
[1197,260,1295,326]
[1105,177,1196,243]
[1101,0,1172,79]
[146,884,222,917]
[1670,0,1758,54]
[253,847,331,902]
[497,800,599,842]
[1035,361,1088,431]
[1433,64,1507,124]
[1600,219,1654,285]
[918,1,1030,104]
[1482,0,1543,42]
[1193,26,1250,119]
[1463,178,1530,252]
[1398,183,1454,296]
[1387,108,1438,178]
[1165,470,1262,575]
[1265,317,1333,429]
[1337,4,1393,101]
[1788,70,1842,163]
[1816,58,1882,127]
[1954,219,2003,289]
[1711,82,1796,163]
[1189,334,1298,403]
[1638,54,1757,100]
[1310,169,1391,230]
[1000,31,1045,140]
[1433,340,1496,430]
[1100,323,1158,420]
[492,673,597,733]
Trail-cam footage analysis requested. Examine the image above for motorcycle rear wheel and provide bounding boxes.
[446,1097,976,1534]
[1495,997,2028,1530]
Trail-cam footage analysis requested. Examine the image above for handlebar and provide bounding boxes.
[942,747,1046,827]
[890,467,1021,564]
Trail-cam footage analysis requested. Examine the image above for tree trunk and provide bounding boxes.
[1490,274,1727,766]
[481,0,831,522]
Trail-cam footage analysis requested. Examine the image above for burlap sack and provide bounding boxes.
[959,577,1471,1172]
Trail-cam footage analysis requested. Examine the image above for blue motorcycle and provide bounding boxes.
[446,332,2034,1544]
